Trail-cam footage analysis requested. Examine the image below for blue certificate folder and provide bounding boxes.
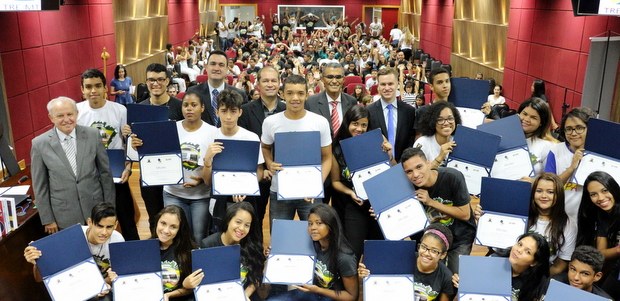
[545,279,609,301]
[264,219,315,285]
[363,240,416,275]
[447,78,489,109]
[192,245,241,285]
[585,118,620,159]
[274,131,321,166]
[449,125,501,169]
[458,256,511,299]
[106,149,126,180]
[109,239,161,276]
[364,164,415,214]
[477,115,528,153]
[127,103,169,125]
[212,139,260,172]
[340,128,389,171]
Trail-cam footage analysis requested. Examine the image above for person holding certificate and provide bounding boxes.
[576,171,620,300]
[267,204,359,301]
[401,147,476,273]
[552,245,613,299]
[24,203,124,299]
[358,223,455,301]
[152,205,197,301]
[453,233,551,301]
[413,101,462,169]
[331,105,393,260]
[132,91,218,244]
[183,202,265,300]
[517,97,556,180]
[545,107,595,220]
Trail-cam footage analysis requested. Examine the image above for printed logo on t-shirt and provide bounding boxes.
[426,197,454,226]
[90,121,117,149]
[240,263,248,285]
[93,254,111,275]
[564,182,578,191]
[162,260,181,292]
[414,281,439,300]
[181,142,201,170]
[529,151,540,166]
[314,259,335,288]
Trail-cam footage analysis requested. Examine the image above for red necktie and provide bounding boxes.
[331,101,340,137]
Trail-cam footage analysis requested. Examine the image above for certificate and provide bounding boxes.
[195,281,245,301]
[475,212,527,248]
[458,294,510,301]
[446,160,489,195]
[377,198,428,240]
[490,148,535,180]
[113,273,163,301]
[456,107,485,129]
[351,162,391,200]
[212,172,260,196]
[45,259,106,301]
[459,256,511,300]
[140,153,183,186]
[363,276,415,301]
[263,254,315,284]
[277,166,323,200]
[574,152,620,185]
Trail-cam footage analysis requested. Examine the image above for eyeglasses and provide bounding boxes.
[436,117,455,125]
[418,243,443,257]
[146,77,167,85]
[323,75,344,80]
[564,126,586,135]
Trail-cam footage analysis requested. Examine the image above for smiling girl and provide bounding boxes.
[414,101,462,169]
[517,97,556,179]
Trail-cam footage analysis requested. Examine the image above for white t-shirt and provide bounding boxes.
[526,137,555,177]
[164,120,218,199]
[546,142,582,220]
[215,127,264,166]
[487,95,506,107]
[77,100,127,150]
[529,218,577,262]
[390,28,402,41]
[369,22,382,36]
[81,225,124,273]
[414,135,453,165]
[261,111,332,192]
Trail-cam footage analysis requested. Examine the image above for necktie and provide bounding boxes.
[211,89,220,127]
[387,104,395,157]
[330,101,340,137]
[64,136,77,176]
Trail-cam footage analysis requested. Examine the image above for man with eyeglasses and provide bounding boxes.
[401,147,475,274]
[121,63,183,231]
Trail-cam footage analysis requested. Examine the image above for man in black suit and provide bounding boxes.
[367,67,416,162]
[188,50,248,126]
[238,66,286,229]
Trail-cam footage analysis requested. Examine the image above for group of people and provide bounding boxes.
[21,9,620,301]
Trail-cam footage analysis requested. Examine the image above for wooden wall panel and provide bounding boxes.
[114,0,168,65]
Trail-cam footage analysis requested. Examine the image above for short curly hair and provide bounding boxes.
[418,101,462,137]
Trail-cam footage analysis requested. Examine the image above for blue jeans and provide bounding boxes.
[269,191,319,231]
[267,289,333,301]
[163,192,210,243]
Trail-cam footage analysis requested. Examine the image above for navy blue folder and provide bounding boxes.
[585,118,620,159]
[545,279,609,301]
[191,245,241,285]
[274,131,321,166]
[449,125,501,168]
[271,219,314,255]
[363,164,415,214]
[106,149,126,179]
[30,224,91,277]
[363,240,416,275]
[131,120,181,155]
[109,239,161,276]
[127,104,169,125]
[480,177,530,216]
[212,139,260,172]
[458,256,511,298]
[447,78,490,109]
[477,115,528,152]
[340,128,390,171]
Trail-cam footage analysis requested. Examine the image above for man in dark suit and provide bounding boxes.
[31,97,115,234]
[188,50,248,127]
[238,66,285,229]
[305,62,358,213]
[367,67,416,162]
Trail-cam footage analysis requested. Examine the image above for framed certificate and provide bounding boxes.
[212,139,261,196]
[126,104,170,161]
[277,166,324,200]
[132,121,183,186]
[573,152,620,185]
[139,153,183,186]
[263,220,315,285]
[458,256,511,300]
[456,107,485,129]
[192,246,245,301]
[275,131,324,200]
[110,239,164,301]
[363,276,415,301]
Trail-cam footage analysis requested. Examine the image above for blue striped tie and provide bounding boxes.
[211,89,220,127]
[387,104,395,158]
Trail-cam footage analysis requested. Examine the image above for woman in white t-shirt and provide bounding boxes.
[518,97,556,179]
[487,84,506,107]
[413,101,462,169]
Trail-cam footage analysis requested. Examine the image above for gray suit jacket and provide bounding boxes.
[31,125,115,229]
[305,91,358,136]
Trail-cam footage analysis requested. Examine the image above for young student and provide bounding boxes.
[553,245,613,299]
[453,233,551,301]
[414,67,451,139]
[202,89,265,232]
[400,147,476,273]
[358,223,455,301]
[413,101,462,169]
[518,97,556,180]
[267,204,359,301]
[152,205,196,301]
[183,202,265,300]
[24,203,124,298]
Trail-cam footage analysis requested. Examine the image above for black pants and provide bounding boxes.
[114,182,139,240]
[254,180,271,231]
[342,196,384,261]
[139,185,164,232]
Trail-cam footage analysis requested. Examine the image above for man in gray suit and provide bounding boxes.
[31,96,115,234]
